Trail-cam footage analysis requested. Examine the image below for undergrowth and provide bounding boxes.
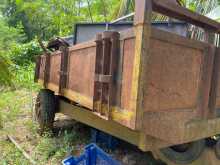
[0,84,89,165]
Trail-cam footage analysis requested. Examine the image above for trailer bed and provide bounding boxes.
[35,0,220,152]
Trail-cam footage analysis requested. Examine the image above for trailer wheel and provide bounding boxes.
[34,89,56,134]
[160,140,205,164]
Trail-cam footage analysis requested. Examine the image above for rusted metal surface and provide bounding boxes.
[48,52,61,87]
[152,0,220,32]
[35,0,220,150]
[199,45,215,118]
[99,32,112,117]
[214,48,220,110]
[39,55,45,80]
[59,46,69,94]
[43,54,51,88]
[209,48,220,117]
[108,32,120,109]
[93,31,120,119]
[65,41,96,108]
[120,38,135,111]
[144,37,203,112]
[34,56,41,83]
[93,34,103,113]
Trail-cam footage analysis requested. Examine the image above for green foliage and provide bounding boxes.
[0,10,24,86]
[0,16,24,51]
[13,64,40,90]
[2,0,121,41]
[33,130,88,163]
[0,56,13,86]
[0,112,2,129]
[9,40,42,66]
[0,89,35,165]
[0,141,30,165]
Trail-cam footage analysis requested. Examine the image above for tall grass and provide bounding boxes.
[13,64,40,90]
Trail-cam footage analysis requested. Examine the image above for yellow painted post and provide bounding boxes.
[130,0,153,150]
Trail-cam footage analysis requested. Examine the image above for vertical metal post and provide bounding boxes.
[43,53,51,88]
[108,32,120,113]
[100,32,112,116]
[94,33,103,114]
[93,31,120,120]
[201,31,216,119]
[209,48,220,118]
[59,46,69,95]
[34,56,41,83]
[131,0,152,129]
[131,0,152,150]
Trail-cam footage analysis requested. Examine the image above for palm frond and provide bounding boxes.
[115,0,220,45]
[117,0,133,18]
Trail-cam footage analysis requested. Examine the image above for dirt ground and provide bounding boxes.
[0,89,164,165]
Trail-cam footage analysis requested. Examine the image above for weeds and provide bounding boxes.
[13,64,40,90]
[33,129,88,164]
[0,141,30,165]
[0,87,89,165]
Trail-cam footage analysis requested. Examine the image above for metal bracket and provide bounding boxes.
[58,46,69,95]
[93,31,120,120]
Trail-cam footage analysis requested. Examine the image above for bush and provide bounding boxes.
[0,55,13,86]
[9,40,43,66]
[12,64,40,90]
[0,112,3,129]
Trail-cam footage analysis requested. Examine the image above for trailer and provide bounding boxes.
[34,0,220,164]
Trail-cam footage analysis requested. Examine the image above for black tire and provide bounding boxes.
[34,89,56,133]
[205,138,217,147]
[161,140,205,164]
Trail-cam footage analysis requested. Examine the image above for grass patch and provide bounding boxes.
[0,140,30,165]
[0,88,89,165]
[0,64,90,164]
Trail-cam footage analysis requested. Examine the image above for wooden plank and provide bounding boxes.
[152,0,220,32]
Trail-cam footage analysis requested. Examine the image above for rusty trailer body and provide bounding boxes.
[35,0,220,160]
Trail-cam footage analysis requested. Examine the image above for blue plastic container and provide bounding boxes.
[91,129,119,150]
[62,143,121,165]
